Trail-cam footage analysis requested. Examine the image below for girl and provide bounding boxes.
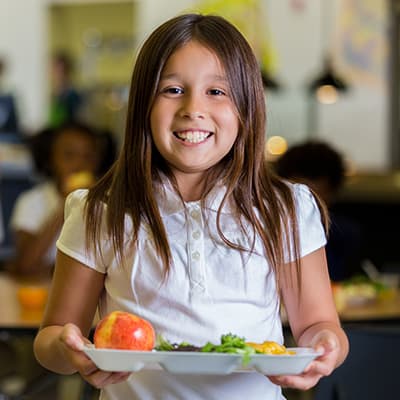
[34,14,348,400]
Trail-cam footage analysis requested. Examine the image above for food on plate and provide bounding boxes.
[156,333,253,353]
[246,341,295,355]
[65,171,95,193]
[156,333,294,364]
[94,311,155,350]
[331,275,392,308]
[343,282,377,306]
[201,334,255,354]
[157,333,256,364]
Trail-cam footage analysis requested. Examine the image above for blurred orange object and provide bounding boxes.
[65,171,95,193]
[331,282,346,312]
[17,285,48,310]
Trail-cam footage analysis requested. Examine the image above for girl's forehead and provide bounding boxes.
[161,41,225,74]
[54,129,95,146]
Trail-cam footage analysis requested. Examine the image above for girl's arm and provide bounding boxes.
[274,247,349,390]
[33,251,130,387]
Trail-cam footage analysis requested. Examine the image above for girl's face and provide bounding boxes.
[51,129,99,183]
[150,40,239,184]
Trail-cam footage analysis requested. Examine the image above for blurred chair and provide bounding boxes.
[0,332,60,400]
[314,324,400,400]
[0,332,18,385]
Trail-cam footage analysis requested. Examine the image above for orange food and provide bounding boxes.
[65,171,95,193]
[94,311,155,351]
[246,341,295,355]
[17,286,48,310]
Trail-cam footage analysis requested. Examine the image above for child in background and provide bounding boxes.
[9,122,116,279]
[274,141,363,282]
[49,51,83,127]
[34,14,348,400]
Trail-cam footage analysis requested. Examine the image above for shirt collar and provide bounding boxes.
[155,177,231,218]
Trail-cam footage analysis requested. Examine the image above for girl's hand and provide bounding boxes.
[58,323,131,389]
[268,329,340,391]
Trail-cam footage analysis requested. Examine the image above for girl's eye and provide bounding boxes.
[208,89,226,96]
[161,87,183,95]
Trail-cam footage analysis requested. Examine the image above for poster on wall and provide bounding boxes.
[334,0,388,88]
[193,0,278,76]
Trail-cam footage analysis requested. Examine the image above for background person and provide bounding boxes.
[8,121,116,279]
[274,140,363,282]
[48,51,84,128]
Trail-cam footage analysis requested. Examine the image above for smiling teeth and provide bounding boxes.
[176,131,210,143]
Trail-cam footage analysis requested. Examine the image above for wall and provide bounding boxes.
[263,0,388,170]
[48,2,135,86]
[0,0,389,170]
[0,0,47,132]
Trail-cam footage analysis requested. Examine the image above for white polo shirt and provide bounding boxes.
[10,181,62,265]
[57,181,326,400]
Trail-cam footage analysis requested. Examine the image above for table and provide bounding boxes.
[2,271,400,329]
[280,289,400,328]
[0,272,95,399]
[339,292,400,323]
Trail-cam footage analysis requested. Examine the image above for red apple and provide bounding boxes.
[94,311,155,351]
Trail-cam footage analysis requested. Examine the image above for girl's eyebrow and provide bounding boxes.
[159,73,179,80]
[160,72,227,81]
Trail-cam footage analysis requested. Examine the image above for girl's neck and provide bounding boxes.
[175,172,206,202]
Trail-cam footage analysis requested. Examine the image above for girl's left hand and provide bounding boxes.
[268,330,340,391]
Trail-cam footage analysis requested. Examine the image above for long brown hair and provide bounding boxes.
[85,13,328,286]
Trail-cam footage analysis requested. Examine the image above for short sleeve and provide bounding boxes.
[10,190,46,233]
[56,190,111,273]
[293,183,327,258]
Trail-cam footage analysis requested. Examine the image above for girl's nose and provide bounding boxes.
[179,93,206,119]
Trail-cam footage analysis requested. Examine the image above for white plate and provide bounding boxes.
[83,346,321,375]
[247,348,321,375]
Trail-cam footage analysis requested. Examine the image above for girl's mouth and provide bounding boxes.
[173,130,213,144]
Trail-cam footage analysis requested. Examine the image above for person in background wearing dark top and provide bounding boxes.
[7,121,117,279]
[274,141,363,282]
[48,51,83,128]
[0,56,21,135]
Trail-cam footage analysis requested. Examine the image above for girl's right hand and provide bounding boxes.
[58,323,131,389]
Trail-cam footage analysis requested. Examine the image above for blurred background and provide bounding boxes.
[0,1,399,274]
[0,0,394,166]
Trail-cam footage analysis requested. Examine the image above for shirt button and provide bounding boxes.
[190,209,200,219]
[192,231,201,240]
[192,251,200,260]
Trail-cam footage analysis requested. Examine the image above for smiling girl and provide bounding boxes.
[34,14,348,400]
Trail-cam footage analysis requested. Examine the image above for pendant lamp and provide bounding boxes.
[308,56,349,104]
[308,1,349,104]
[261,69,282,91]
